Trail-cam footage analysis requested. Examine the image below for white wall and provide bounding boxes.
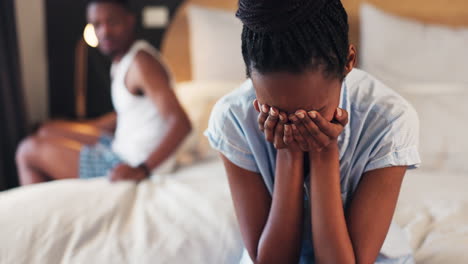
[15,0,49,124]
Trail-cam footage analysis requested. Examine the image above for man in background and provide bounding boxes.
[16,0,191,184]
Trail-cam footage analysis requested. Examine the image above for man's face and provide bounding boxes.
[87,3,134,57]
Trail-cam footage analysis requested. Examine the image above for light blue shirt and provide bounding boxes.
[205,69,420,263]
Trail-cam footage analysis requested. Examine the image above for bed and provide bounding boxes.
[0,159,242,264]
[162,0,468,262]
[1,0,467,263]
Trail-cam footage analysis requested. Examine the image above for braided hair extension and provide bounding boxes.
[237,0,349,79]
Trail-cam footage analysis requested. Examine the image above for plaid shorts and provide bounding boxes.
[79,135,122,179]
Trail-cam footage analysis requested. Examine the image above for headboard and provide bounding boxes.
[161,0,468,83]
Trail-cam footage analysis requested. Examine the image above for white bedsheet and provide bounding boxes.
[0,161,467,264]
[0,158,243,264]
[396,168,468,263]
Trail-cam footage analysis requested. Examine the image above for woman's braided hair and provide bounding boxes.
[236,0,350,79]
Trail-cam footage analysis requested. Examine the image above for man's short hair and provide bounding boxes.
[86,0,130,10]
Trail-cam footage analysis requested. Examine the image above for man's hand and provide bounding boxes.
[109,163,147,182]
[85,112,117,134]
[288,108,349,153]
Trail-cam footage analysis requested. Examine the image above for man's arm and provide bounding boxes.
[87,112,117,134]
[130,51,191,171]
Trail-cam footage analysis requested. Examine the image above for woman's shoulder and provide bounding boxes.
[346,69,418,126]
[211,79,257,122]
[344,69,421,174]
[205,80,260,172]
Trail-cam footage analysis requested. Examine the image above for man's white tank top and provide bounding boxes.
[110,40,175,174]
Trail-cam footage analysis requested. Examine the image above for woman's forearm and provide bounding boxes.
[309,143,355,264]
[254,149,305,264]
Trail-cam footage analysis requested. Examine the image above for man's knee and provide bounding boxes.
[37,122,58,138]
[16,136,40,164]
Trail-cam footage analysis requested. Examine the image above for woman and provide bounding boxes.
[205,0,420,263]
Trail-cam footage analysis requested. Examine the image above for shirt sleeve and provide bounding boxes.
[204,99,260,173]
[364,106,421,173]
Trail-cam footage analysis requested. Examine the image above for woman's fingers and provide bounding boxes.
[289,114,311,141]
[289,114,308,137]
[273,113,288,148]
[334,107,349,126]
[257,103,270,132]
[308,111,341,139]
[253,100,291,148]
[253,101,346,151]
[253,99,261,112]
[296,110,328,150]
[283,124,294,146]
[264,107,279,142]
[291,124,308,151]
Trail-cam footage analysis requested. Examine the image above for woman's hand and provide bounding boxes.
[288,108,349,153]
[253,99,302,152]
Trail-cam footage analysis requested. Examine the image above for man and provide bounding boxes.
[16,0,191,184]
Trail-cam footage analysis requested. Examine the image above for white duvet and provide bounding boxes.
[0,160,467,264]
[395,168,468,263]
[0,159,243,264]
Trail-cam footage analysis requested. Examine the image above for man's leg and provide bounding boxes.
[37,120,103,145]
[16,135,83,185]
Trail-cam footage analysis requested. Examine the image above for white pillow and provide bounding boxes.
[187,5,246,82]
[360,3,468,90]
[398,83,468,173]
[175,81,242,165]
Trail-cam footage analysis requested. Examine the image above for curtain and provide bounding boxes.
[0,0,28,190]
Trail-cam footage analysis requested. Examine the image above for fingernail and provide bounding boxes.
[296,112,305,119]
[270,107,278,116]
[279,114,285,121]
[284,125,290,132]
[262,105,269,113]
[336,108,342,117]
[289,115,297,122]
[253,101,259,110]
[308,111,317,119]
